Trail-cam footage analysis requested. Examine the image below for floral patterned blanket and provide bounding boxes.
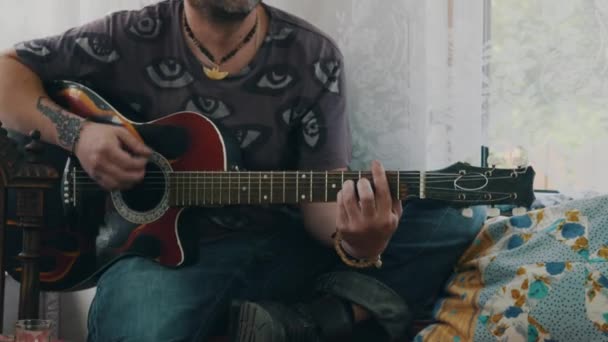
[415,195,608,342]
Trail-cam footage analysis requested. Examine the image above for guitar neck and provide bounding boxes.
[168,171,413,206]
[69,163,534,209]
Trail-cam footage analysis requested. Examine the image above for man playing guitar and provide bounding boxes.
[0,0,487,341]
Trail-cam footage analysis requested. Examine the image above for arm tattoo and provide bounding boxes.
[36,96,83,149]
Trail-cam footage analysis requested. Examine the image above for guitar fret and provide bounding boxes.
[199,173,203,205]
[219,173,223,204]
[270,172,274,203]
[397,171,400,199]
[283,171,286,203]
[202,172,205,205]
[309,171,313,202]
[325,171,328,202]
[248,172,251,204]
[296,171,299,203]
[180,173,184,206]
[259,172,262,204]
[238,171,241,205]
[168,174,172,204]
[228,172,231,205]
[420,171,426,199]
[262,173,269,203]
[211,173,214,205]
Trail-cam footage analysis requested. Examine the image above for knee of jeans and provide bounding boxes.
[88,300,201,342]
[393,202,484,242]
[88,261,211,341]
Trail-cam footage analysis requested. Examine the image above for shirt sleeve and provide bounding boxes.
[295,44,352,171]
[13,13,122,83]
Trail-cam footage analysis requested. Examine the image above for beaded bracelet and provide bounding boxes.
[333,230,383,269]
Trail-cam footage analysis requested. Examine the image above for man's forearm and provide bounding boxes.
[0,50,83,150]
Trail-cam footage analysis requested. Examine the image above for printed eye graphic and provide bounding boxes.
[145,58,194,88]
[75,34,120,63]
[281,106,305,125]
[259,72,293,89]
[231,125,271,150]
[244,65,299,96]
[279,98,314,126]
[314,59,341,94]
[184,96,232,120]
[276,98,324,150]
[301,110,324,149]
[126,16,163,40]
[15,40,52,58]
[264,27,295,47]
[270,27,294,41]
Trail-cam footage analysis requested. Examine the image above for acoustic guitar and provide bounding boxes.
[5,80,536,291]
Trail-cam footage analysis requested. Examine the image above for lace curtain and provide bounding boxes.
[267,0,485,171]
[488,0,608,195]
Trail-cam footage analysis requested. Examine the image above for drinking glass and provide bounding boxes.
[15,320,52,342]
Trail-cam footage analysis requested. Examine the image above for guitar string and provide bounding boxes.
[71,169,528,176]
[71,173,522,182]
[70,184,516,197]
[67,189,514,202]
[72,170,523,177]
[70,175,522,186]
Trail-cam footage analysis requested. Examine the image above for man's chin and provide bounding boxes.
[208,5,255,22]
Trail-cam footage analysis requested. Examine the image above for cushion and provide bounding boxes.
[415,195,608,341]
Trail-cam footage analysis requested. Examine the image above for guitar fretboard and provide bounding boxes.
[168,171,412,206]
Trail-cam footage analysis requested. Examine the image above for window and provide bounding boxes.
[488,0,608,195]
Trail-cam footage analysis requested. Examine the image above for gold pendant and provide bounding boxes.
[204,66,229,80]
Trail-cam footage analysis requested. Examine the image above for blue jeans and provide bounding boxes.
[87,201,485,341]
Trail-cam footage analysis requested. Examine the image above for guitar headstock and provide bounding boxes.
[424,162,536,208]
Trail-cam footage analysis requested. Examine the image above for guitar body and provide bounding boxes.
[6,81,242,291]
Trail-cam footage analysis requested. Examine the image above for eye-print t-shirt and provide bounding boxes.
[14,0,351,232]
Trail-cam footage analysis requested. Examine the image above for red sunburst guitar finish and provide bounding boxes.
[4,81,536,291]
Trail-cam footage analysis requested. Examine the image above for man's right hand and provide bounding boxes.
[74,122,153,191]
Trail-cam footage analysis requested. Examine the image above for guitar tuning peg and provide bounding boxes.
[487,207,501,218]
[487,153,505,168]
[512,207,527,217]
[461,208,473,218]
[512,146,529,168]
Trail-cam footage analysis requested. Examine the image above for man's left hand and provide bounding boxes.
[336,160,403,259]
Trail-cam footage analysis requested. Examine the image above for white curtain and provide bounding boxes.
[488,0,608,195]
[266,0,485,171]
[0,1,485,340]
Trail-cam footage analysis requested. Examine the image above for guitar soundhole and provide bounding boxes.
[121,162,166,212]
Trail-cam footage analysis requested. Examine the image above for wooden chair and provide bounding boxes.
[0,127,58,332]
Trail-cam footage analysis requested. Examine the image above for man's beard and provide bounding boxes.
[189,0,261,22]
